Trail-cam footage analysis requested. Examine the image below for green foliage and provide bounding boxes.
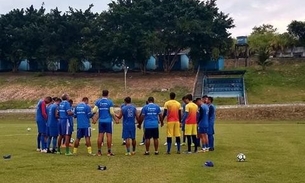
[288,20,305,45]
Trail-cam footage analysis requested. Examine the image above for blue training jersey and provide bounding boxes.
[141,103,161,129]
[58,100,71,119]
[75,102,92,128]
[95,98,113,123]
[47,104,59,128]
[199,104,209,128]
[208,104,216,124]
[122,104,137,128]
[36,99,47,122]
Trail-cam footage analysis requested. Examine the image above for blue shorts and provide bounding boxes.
[122,127,136,140]
[198,126,208,134]
[37,120,47,134]
[46,126,58,137]
[99,123,112,134]
[77,128,91,139]
[59,119,73,136]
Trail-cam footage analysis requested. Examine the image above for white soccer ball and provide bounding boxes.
[237,153,246,162]
[70,138,75,143]
[27,127,31,132]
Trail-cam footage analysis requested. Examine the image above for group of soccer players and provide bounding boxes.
[35,90,215,156]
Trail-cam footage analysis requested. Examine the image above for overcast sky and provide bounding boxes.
[1,0,304,37]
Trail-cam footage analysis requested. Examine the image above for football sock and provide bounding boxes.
[166,137,172,152]
[182,134,186,143]
[126,148,130,153]
[132,146,136,152]
[187,136,192,152]
[108,149,111,153]
[87,147,92,154]
[176,137,181,152]
[65,147,70,154]
[40,135,46,150]
[52,137,57,150]
[208,134,214,148]
[37,133,41,149]
[196,138,200,147]
[73,148,78,154]
[192,135,198,152]
[47,137,51,149]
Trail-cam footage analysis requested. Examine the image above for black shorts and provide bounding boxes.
[144,128,159,139]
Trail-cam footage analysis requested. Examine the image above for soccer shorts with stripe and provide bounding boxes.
[77,127,91,139]
[59,119,72,136]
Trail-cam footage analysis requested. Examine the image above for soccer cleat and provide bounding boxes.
[97,152,102,156]
[56,151,62,155]
[164,142,167,146]
[122,141,126,145]
[52,149,57,154]
[166,151,171,155]
[41,149,48,153]
[181,143,186,146]
[36,148,41,152]
[65,152,73,156]
[198,149,206,153]
[183,151,192,154]
[125,152,131,156]
[144,151,150,155]
[107,152,115,157]
[139,142,145,146]
[131,151,136,155]
[88,153,96,156]
[174,143,177,146]
[209,147,215,151]
[154,151,159,155]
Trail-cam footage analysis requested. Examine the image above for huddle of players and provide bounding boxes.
[35,90,215,156]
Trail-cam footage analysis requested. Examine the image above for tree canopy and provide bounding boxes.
[0,0,234,73]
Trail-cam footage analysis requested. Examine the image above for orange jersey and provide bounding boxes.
[164,100,181,122]
[185,102,198,124]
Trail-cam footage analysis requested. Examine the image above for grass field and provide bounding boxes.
[0,115,304,183]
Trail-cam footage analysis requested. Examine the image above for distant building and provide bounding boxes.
[277,47,305,58]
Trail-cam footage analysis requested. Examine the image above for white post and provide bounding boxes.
[123,60,129,92]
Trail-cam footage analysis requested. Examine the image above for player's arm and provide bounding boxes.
[162,102,168,120]
[92,105,98,114]
[115,109,123,119]
[41,102,48,120]
[159,113,164,127]
[138,108,145,128]
[135,110,140,123]
[181,112,188,124]
[197,107,203,123]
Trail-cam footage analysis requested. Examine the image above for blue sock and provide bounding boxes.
[47,137,51,149]
[37,133,41,149]
[167,137,172,153]
[40,135,46,150]
[197,138,200,147]
[208,134,214,148]
[52,137,58,150]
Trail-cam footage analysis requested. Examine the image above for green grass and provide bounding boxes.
[0,115,305,183]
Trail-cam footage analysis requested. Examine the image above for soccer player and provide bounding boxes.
[195,98,209,152]
[163,92,182,154]
[92,90,116,156]
[138,97,163,155]
[57,94,74,155]
[139,101,148,146]
[115,97,139,155]
[182,94,198,153]
[35,96,52,153]
[73,97,95,155]
[181,96,187,146]
[46,97,61,153]
[207,96,215,151]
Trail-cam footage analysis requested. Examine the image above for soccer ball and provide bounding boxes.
[27,127,31,132]
[236,153,246,162]
[70,138,75,143]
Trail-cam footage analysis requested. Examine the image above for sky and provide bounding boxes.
[1,0,305,38]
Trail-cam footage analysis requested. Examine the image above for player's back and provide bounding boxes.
[142,103,161,128]
[164,100,181,122]
[58,100,70,119]
[75,102,91,128]
[36,99,46,121]
[185,102,198,124]
[208,104,216,123]
[199,104,209,127]
[47,104,58,128]
[95,98,113,123]
[122,105,136,127]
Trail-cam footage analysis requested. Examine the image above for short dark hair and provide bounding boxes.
[124,97,131,104]
[170,92,176,100]
[208,96,214,103]
[52,97,58,101]
[68,99,73,105]
[55,98,62,102]
[45,96,52,103]
[147,97,154,103]
[82,97,89,102]
[195,98,202,102]
[102,90,109,97]
[182,96,186,100]
[62,94,69,100]
[202,95,208,99]
[185,94,192,101]
[145,101,149,105]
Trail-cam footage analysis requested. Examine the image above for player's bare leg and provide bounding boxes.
[57,135,63,154]
[153,138,159,155]
[73,138,80,154]
[106,133,114,156]
[144,139,150,155]
[125,138,131,155]
[131,139,136,154]
[97,133,104,156]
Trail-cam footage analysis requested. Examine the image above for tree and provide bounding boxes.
[288,20,305,46]
[252,24,277,34]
